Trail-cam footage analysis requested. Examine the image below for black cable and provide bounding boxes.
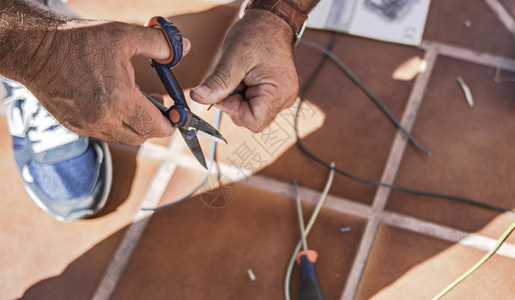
[299,33,338,96]
[295,38,514,216]
[300,39,431,157]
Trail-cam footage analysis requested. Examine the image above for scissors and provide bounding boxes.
[143,16,227,169]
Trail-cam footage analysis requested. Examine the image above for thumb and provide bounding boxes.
[130,25,191,60]
[190,58,245,105]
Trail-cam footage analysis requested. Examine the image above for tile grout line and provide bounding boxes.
[92,134,183,300]
[381,212,515,259]
[341,48,438,300]
[243,175,515,259]
[420,40,515,72]
[245,175,373,219]
[483,0,515,36]
[372,48,438,212]
[111,141,257,182]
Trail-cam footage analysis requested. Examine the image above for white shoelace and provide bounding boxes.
[5,83,79,153]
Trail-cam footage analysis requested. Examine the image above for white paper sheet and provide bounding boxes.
[307,0,431,46]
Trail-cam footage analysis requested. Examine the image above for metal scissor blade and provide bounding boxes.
[179,127,207,169]
[187,112,227,145]
[196,129,227,145]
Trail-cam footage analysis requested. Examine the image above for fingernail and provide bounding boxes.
[192,85,210,99]
[183,38,191,53]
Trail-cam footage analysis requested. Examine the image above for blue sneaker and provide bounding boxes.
[4,80,113,222]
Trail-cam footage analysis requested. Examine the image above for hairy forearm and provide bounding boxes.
[0,0,74,82]
[239,0,320,50]
[0,1,177,144]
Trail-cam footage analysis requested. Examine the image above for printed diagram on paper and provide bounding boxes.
[307,0,431,45]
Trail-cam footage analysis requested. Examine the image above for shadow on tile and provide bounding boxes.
[19,229,127,300]
[93,146,138,218]
[18,184,367,300]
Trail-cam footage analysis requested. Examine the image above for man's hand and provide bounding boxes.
[34,20,191,145]
[190,9,299,133]
[0,0,190,145]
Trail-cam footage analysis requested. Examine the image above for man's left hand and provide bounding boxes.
[190,9,299,133]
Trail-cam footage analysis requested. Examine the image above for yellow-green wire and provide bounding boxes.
[432,221,515,300]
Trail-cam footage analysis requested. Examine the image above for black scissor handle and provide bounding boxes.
[144,16,183,68]
[145,16,189,125]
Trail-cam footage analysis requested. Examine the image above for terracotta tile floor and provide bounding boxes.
[112,184,367,300]
[1,0,514,300]
[356,225,515,300]
[387,56,515,240]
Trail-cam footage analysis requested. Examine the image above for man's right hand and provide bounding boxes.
[27,21,191,145]
[1,0,190,145]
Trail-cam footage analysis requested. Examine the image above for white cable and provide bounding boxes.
[284,162,336,300]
